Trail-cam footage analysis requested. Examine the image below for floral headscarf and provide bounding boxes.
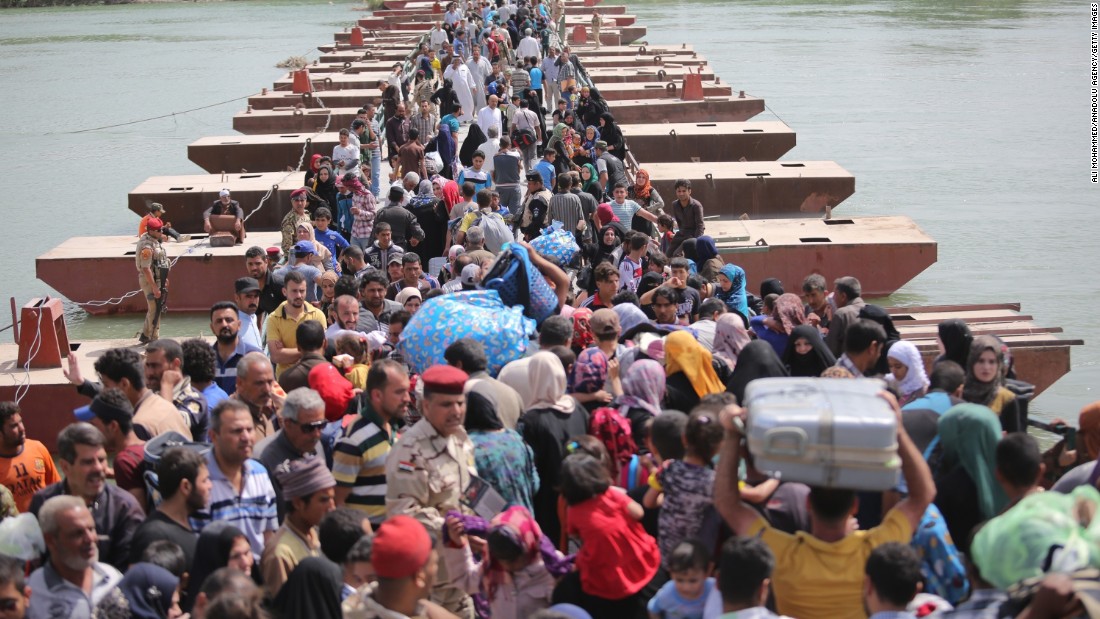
[571,308,594,350]
[618,359,665,419]
[569,348,608,394]
[713,312,752,368]
[774,293,806,335]
[484,506,546,599]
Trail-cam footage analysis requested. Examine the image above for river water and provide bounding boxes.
[0,0,1095,419]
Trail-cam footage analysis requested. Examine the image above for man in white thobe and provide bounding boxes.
[444,57,477,123]
[465,47,493,112]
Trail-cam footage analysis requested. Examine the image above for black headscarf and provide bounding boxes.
[465,390,504,431]
[936,318,973,368]
[680,238,698,262]
[460,123,488,167]
[783,324,836,377]
[636,271,665,299]
[273,557,343,619]
[119,563,180,619]
[759,278,784,298]
[187,522,248,610]
[726,340,790,405]
[599,111,625,158]
[859,304,901,375]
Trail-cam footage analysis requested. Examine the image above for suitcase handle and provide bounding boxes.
[763,428,809,457]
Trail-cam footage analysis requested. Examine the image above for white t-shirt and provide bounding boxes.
[332,144,360,176]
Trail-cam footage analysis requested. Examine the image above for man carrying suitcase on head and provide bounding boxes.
[713,393,935,619]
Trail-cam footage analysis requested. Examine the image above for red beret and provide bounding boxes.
[421,365,468,395]
[372,515,432,579]
[290,187,308,199]
[266,247,281,257]
[146,217,164,231]
[308,363,355,422]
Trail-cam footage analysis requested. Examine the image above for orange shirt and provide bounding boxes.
[0,439,61,512]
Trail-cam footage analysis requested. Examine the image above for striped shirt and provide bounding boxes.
[333,401,396,524]
[191,450,278,559]
[548,192,584,234]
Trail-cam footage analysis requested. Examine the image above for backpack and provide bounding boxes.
[588,406,637,477]
[141,431,211,508]
[474,211,513,253]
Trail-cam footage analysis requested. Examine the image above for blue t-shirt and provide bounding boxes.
[315,228,350,270]
[202,382,229,410]
[534,160,556,188]
[529,67,544,89]
[647,577,715,619]
[750,314,790,358]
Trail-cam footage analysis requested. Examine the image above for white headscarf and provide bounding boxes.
[524,351,576,413]
[887,340,930,397]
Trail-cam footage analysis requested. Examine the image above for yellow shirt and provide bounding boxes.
[260,522,319,598]
[265,301,328,377]
[749,508,913,619]
[346,363,370,391]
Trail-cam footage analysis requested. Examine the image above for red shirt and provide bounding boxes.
[566,489,660,599]
[113,444,147,497]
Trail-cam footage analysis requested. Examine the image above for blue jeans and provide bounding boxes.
[351,237,372,251]
[370,150,381,197]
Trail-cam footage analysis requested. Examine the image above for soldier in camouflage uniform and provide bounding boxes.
[384,365,478,619]
[281,188,312,258]
[136,218,169,345]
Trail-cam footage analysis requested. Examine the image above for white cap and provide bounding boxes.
[219,189,230,197]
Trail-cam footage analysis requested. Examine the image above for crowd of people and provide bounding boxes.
[6,1,1100,619]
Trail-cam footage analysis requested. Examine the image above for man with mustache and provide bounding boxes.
[26,495,123,619]
[234,277,263,350]
[244,246,285,323]
[210,301,262,397]
[29,423,144,572]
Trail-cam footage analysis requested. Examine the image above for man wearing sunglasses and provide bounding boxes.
[256,387,331,525]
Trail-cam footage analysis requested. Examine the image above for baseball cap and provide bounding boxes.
[525,169,543,182]
[219,189,231,198]
[74,394,134,424]
[461,263,481,288]
[293,240,315,255]
[235,277,261,294]
[589,308,621,338]
[388,253,404,265]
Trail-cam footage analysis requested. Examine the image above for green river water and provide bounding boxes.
[0,0,1096,421]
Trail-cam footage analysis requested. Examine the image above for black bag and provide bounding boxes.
[512,128,537,148]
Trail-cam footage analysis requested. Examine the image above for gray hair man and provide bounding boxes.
[28,423,144,572]
[26,495,123,619]
[256,387,331,520]
[231,351,281,444]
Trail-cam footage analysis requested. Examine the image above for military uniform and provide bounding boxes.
[385,418,478,619]
[135,232,168,341]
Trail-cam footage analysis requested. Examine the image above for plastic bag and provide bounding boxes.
[397,290,535,375]
[530,220,580,266]
[971,485,1100,590]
